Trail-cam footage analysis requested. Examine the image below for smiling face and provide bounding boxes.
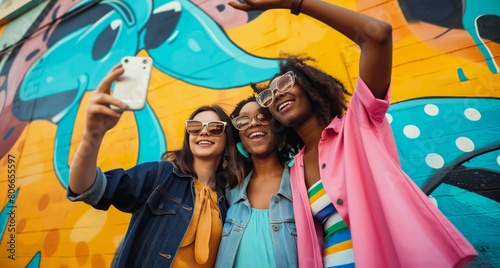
[238,101,279,159]
[267,79,314,129]
[189,111,227,160]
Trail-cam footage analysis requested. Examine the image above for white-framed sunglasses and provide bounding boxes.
[232,112,271,130]
[256,71,296,108]
[185,120,227,136]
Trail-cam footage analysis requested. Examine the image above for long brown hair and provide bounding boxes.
[161,105,245,188]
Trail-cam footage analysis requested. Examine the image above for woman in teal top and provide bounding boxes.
[215,96,302,267]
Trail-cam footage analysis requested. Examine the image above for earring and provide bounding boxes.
[236,142,250,158]
[278,137,286,151]
[222,156,228,169]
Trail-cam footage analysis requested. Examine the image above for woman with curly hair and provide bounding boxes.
[230,0,478,267]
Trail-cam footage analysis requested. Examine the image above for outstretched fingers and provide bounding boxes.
[95,64,124,94]
[228,0,289,11]
[91,93,128,113]
[228,1,252,10]
[88,101,124,119]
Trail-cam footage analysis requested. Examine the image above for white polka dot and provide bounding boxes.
[403,125,420,139]
[426,153,445,169]
[455,137,475,152]
[46,76,54,83]
[497,155,500,166]
[385,113,393,124]
[424,104,439,116]
[464,108,481,121]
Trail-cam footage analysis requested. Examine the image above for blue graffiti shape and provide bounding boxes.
[397,0,500,74]
[457,68,469,82]
[397,0,500,44]
[388,97,500,267]
[422,147,500,202]
[16,1,162,188]
[54,98,165,188]
[17,0,280,188]
[462,0,500,74]
[0,188,18,244]
[26,251,41,268]
[16,1,152,122]
[17,0,165,188]
[388,97,500,188]
[142,0,279,88]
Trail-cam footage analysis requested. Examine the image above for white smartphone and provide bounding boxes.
[111,56,153,111]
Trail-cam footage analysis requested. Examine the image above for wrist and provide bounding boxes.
[290,0,304,15]
[82,130,104,144]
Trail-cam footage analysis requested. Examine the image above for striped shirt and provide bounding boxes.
[308,180,355,268]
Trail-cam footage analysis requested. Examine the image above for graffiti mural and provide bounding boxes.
[0,0,499,267]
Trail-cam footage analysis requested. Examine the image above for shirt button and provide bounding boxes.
[321,163,326,169]
[158,203,164,209]
[336,198,344,205]
[273,225,280,232]
[274,197,280,203]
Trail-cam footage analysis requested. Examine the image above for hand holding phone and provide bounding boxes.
[111,56,153,111]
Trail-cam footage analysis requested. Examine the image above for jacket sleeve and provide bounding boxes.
[67,161,162,213]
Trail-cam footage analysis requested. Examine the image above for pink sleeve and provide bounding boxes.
[349,77,391,124]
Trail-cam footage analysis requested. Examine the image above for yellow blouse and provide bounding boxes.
[172,179,222,267]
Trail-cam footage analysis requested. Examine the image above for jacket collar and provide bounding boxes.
[233,165,292,204]
[172,166,226,196]
[172,166,192,178]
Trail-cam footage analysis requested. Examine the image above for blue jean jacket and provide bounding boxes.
[215,166,298,267]
[67,161,228,268]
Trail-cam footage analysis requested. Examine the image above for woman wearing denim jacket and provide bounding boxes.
[215,96,302,267]
[67,64,245,267]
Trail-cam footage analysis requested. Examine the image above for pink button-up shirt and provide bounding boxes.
[290,78,477,267]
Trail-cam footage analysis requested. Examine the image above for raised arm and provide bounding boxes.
[229,0,392,99]
[69,64,128,194]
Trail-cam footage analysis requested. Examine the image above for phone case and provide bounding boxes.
[112,56,153,110]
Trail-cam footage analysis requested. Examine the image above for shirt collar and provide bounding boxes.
[233,166,292,204]
[321,116,341,140]
[277,166,293,202]
[173,166,225,196]
[233,170,253,204]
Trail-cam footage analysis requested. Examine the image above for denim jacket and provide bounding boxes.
[67,161,228,268]
[215,166,298,267]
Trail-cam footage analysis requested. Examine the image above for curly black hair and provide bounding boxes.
[253,54,351,126]
[230,96,303,178]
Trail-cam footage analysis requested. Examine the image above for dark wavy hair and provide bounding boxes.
[252,54,350,150]
[254,54,351,124]
[230,96,303,178]
[161,105,245,188]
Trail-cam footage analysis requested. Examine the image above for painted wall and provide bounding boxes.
[0,0,498,267]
